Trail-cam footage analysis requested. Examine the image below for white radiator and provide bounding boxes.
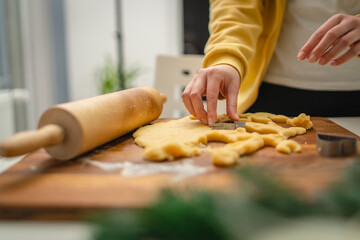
[0,89,15,141]
[0,89,29,141]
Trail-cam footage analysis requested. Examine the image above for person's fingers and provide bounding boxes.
[225,79,240,121]
[309,23,353,63]
[183,64,241,125]
[189,73,208,124]
[206,74,220,126]
[331,40,360,66]
[182,78,197,117]
[298,14,342,60]
[225,91,240,121]
[318,29,360,65]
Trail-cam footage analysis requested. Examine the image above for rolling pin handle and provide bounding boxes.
[0,124,64,157]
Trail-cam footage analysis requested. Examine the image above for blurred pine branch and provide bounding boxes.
[92,160,360,240]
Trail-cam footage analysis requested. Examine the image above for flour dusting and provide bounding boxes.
[83,159,207,181]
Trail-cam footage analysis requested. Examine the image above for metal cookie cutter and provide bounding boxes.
[316,133,358,157]
[211,121,246,130]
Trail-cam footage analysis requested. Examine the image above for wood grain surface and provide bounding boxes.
[0,117,359,220]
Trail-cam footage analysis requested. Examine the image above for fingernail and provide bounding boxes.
[318,58,326,65]
[297,51,306,60]
[200,118,208,125]
[309,54,317,63]
[208,117,214,126]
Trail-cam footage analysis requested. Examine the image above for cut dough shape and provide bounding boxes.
[133,113,312,166]
[287,113,313,129]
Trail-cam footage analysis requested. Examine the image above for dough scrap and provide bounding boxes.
[287,113,313,129]
[276,140,302,154]
[210,133,265,166]
[133,113,312,166]
[238,112,289,123]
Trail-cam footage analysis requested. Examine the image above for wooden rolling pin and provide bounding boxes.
[0,86,166,160]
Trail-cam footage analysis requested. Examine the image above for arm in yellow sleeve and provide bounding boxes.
[203,0,285,113]
[357,14,360,58]
[203,0,264,81]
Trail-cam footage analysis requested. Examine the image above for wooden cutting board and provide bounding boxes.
[0,117,359,220]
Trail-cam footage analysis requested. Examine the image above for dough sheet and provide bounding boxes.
[133,113,312,166]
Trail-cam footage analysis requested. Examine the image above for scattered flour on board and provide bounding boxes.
[83,158,207,182]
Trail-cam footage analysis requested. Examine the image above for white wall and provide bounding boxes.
[121,0,183,87]
[64,0,118,100]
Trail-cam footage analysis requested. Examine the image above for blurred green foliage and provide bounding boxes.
[97,56,140,94]
[92,160,360,240]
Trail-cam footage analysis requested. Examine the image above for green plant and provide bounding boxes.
[97,56,140,94]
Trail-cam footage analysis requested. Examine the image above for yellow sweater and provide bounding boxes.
[203,0,286,114]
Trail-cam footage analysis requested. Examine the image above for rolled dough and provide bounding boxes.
[133,113,312,166]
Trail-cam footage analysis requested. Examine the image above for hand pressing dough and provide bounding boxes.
[133,113,312,166]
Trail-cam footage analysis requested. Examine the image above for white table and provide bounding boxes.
[329,117,360,136]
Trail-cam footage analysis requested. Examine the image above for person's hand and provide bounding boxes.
[298,14,360,66]
[182,64,241,126]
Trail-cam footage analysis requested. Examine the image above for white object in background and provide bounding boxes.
[0,88,29,141]
[0,88,29,175]
[329,117,360,137]
[65,0,118,100]
[0,155,25,175]
[20,0,58,129]
[0,221,92,240]
[155,55,227,118]
[122,0,183,87]
[249,218,360,240]
[0,89,15,141]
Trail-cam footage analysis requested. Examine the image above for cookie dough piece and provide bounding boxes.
[210,134,264,166]
[239,112,289,123]
[143,142,201,161]
[245,122,306,138]
[287,113,313,129]
[239,112,313,130]
[276,140,302,153]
